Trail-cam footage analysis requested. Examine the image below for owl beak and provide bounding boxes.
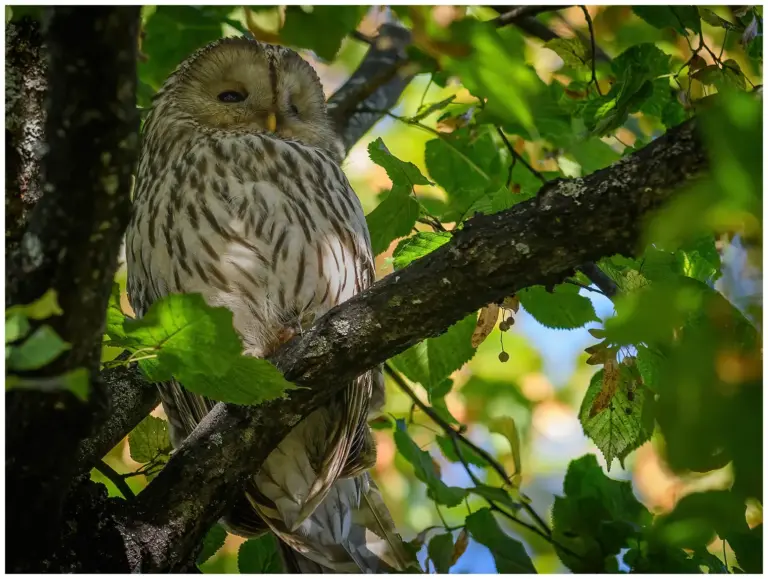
[266,111,277,133]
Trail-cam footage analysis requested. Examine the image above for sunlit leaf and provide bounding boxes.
[392,232,451,270]
[391,314,477,389]
[366,187,421,257]
[518,284,599,329]
[129,415,171,464]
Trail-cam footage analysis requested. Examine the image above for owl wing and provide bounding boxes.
[229,136,380,530]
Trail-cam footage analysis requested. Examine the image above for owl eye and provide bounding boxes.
[218,90,246,103]
[289,101,300,116]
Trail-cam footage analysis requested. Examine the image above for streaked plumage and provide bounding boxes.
[125,37,413,573]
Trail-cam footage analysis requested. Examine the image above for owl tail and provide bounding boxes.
[262,472,418,574]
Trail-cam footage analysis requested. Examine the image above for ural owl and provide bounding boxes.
[126,37,412,573]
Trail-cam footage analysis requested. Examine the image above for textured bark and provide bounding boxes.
[5,7,140,573]
[5,17,47,282]
[328,22,412,153]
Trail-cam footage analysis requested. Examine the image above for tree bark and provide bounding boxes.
[5,7,140,572]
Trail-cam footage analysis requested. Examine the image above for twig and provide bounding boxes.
[565,278,607,296]
[384,364,554,541]
[578,262,619,299]
[495,126,546,184]
[490,5,572,28]
[350,29,374,45]
[579,6,603,96]
[95,460,136,501]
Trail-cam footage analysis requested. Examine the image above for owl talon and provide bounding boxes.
[277,326,297,345]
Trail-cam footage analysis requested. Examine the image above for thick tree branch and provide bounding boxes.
[327,22,413,153]
[102,117,707,571]
[5,7,140,573]
[5,17,46,267]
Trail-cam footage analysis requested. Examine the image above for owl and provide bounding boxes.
[125,38,414,573]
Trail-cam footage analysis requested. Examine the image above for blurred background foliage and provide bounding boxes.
[8,4,761,574]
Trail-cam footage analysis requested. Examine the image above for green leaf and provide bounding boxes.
[392,232,451,270]
[7,325,71,371]
[552,454,652,572]
[5,367,90,401]
[545,37,592,70]
[129,415,171,464]
[6,288,64,320]
[653,490,748,548]
[6,312,31,344]
[238,534,283,573]
[469,484,522,511]
[140,6,232,89]
[698,8,743,31]
[197,524,227,565]
[632,6,701,35]
[428,532,455,574]
[442,22,544,139]
[368,138,431,187]
[280,6,366,61]
[569,138,621,175]
[177,354,298,407]
[106,282,129,340]
[578,367,655,470]
[391,314,477,389]
[466,508,537,573]
[518,284,599,329]
[119,293,296,405]
[365,187,420,256]
[436,435,488,467]
[424,128,510,208]
[393,420,467,507]
[489,416,523,476]
[411,95,456,123]
[119,293,241,377]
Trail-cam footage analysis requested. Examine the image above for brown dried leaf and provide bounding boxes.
[589,357,620,418]
[450,528,469,565]
[584,340,612,365]
[502,295,520,313]
[472,304,500,348]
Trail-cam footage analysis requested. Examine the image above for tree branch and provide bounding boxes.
[327,22,413,153]
[99,117,707,571]
[5,17,47,268]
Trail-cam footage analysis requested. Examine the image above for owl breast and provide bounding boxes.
[127,131,374,357]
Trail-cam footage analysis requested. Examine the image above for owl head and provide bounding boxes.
[156,37,343,160]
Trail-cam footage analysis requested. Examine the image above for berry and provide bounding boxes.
[499,321,510,332]
[498,351,510,363]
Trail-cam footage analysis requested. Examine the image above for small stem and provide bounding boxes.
[495,126,546,184]
[385,364,554,540]
[95,460,136,501]
[579,6,603,96]
[565,279,607,296]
